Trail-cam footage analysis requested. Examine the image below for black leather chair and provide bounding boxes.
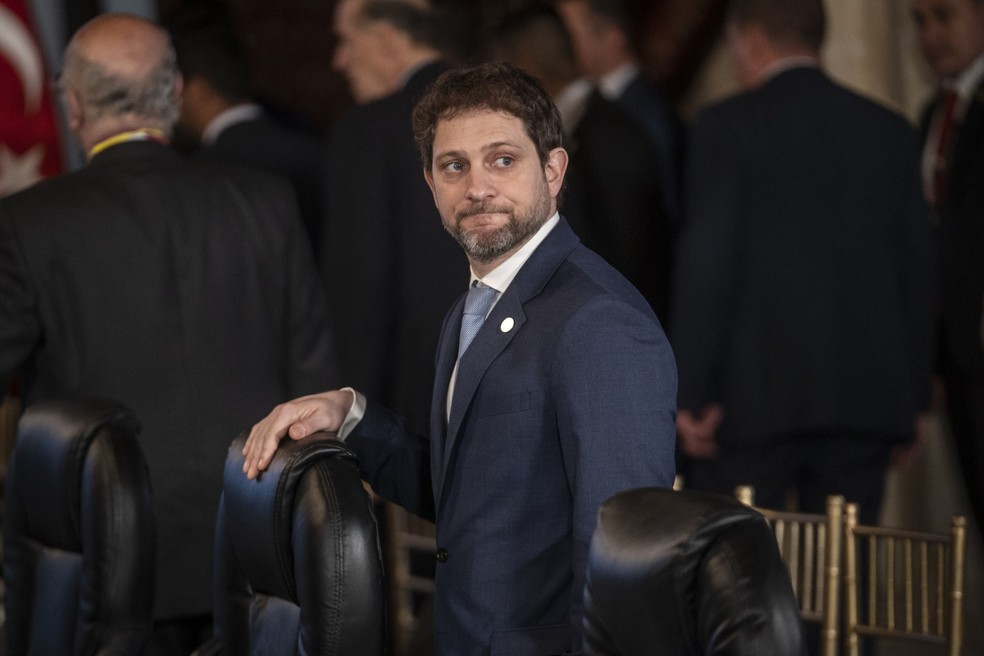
[208,432,387,655]
[583,487,807,656]
[3,398,155,655]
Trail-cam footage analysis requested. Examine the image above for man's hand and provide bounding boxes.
[677,404,725,459]
[242,389,354,480]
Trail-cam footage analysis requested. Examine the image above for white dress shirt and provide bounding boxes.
[338,212,562,437]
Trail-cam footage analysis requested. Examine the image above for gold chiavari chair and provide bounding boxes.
[735,485,843,656]
[386,502,437,656]
[843,502,966,656]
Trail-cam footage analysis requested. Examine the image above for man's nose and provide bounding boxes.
[465,168,495,201]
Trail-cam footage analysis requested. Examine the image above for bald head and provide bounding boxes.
[69,14,171,80]
[61,13,181,149]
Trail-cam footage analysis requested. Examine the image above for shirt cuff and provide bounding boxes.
[336,386,365,441]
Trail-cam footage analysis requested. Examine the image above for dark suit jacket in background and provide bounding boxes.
[199,113,326,256]
[563,89,674,320]
[615,72,686,225]
[921,78,984,377]
[346,218,678,655]
[672,66,936,446]
[321,61,466,436]
[920,76,984,541]
[0,140,339,620]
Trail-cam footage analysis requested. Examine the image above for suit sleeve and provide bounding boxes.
[552,295,677,635]
[670,108,745,411]
[344,400,435,521]
[0,207,40,390]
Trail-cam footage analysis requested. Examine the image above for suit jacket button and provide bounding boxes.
[436,548,449,563]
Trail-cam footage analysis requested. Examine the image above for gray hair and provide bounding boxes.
[61,41,181,130]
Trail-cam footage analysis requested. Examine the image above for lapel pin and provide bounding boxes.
[500,317,514,333]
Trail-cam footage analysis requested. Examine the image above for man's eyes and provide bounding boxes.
[439,156,515,173]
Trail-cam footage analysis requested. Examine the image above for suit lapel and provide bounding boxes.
[445,293,527,450]
[431,296,462,502]
[431,218,581,508]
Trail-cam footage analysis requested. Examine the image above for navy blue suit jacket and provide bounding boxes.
[672,66,936,445]
[347,218,677,655]
[617,73,685,224]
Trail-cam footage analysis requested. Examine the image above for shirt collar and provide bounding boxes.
[202,103,264,145]
[469,212,561,294]
[397,56,441,90]
[944,51,984,102]
[554,78,593,133]
[598,61,638,100]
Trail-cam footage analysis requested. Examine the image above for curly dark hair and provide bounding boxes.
[411,62,564,171]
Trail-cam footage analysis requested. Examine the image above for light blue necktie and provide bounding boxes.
[458,281,498,359]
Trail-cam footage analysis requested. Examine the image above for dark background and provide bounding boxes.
[144,0,727,135]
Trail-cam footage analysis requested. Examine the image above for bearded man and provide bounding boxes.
[241,62,677,656]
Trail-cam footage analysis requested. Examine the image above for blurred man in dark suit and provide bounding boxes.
[556,0,684,225]
[912,0,984,542]
[322,0,464,436]
[169,15,326,253]
[672,0,936,530]
[0,13,337,655]
[492,4,672,318]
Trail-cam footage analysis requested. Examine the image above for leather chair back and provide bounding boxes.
[3,398,155,655]
[583,487,807,656]
[211,433,386,655]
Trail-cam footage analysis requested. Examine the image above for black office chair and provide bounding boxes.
[208,432,387,655]
[583,486,807,656]
[3,398,155,655]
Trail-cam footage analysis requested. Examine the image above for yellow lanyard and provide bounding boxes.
[87,128,168,160]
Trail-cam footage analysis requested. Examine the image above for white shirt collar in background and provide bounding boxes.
[201,103,264,145]
[598,61,638,100]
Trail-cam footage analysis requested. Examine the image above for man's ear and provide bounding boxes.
[544,147,569,198]
[178,75,210,136]
[727,20,770,88]
[423,167,439,207]
[66,89,83,133]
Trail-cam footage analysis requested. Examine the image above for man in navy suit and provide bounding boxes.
[243,62,677,655]
[672,0,936,528]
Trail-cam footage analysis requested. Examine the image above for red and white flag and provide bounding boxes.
[0,0,62,197]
